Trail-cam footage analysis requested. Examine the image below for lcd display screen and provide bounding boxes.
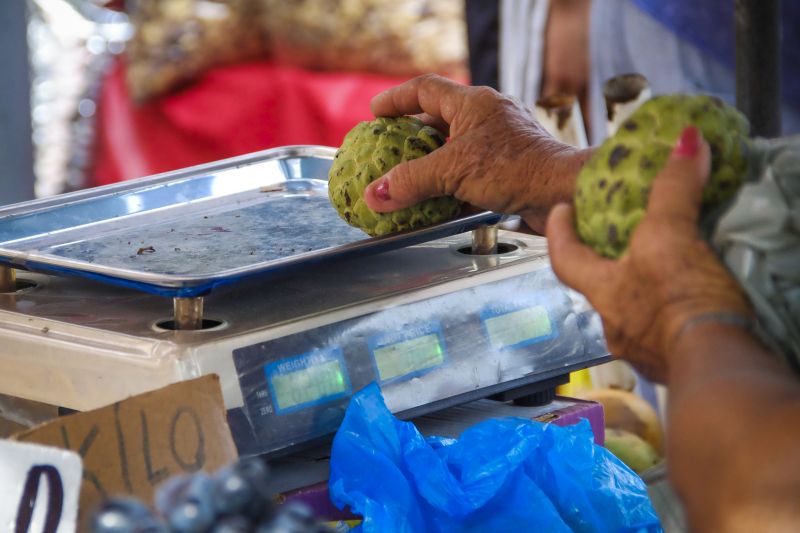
[373,332,445,382]
[266,351,348,412]
[484,305,552,349]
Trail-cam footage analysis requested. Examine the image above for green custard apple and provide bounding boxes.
[328,116,462,236]
[575,94,751,258]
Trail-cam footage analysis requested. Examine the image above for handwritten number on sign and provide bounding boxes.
[15,464,64,533]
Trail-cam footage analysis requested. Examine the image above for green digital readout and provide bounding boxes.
[269,359,346,411]
[373,333,445,382]
[485,306,552,349]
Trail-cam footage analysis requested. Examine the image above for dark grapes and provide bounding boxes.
[233,457,272,498]
[213,457,274,522]
[91,459,339,533]
[214,465,255,514]
[91,498,166,533]
[164,474,218,532]
[255,503,325,533]
[154,474,193,519]
[209,514,253,533]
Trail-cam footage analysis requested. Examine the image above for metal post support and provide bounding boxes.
[0,266,16,293]
[471,225,498,255]
[0,1,36,206]
[173,297,204,330]
[735,0,782,137]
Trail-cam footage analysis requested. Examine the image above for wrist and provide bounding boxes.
[542,145,592,202]
[667,312,757,381]
[660,295,754,358]
[519,145,592,232]
[672,312,755,351]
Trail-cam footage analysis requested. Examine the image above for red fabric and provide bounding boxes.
[92,59,418,185]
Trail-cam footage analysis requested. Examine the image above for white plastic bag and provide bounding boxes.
[713,136,800,367]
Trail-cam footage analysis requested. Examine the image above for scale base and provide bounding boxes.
[489,374,569,407]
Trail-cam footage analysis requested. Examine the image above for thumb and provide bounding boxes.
[646,126,711,224]
[363,148,453,212]
[547,203,613,294]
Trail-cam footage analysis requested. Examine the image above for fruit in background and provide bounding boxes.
[90,498,166,533]
[604,428,662,474]
[588,360,638,392]
[213,457,276,521]
[328,116,462,236]
[92,457,337,533]
[165,473,217,532]
[574,94,751,258]
[211,515,252,532]
[576,388,664,453]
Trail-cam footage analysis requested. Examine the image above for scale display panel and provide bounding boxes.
[370,323,447,383]
[482,305,555,350]
[230,269,604,457]
[265,348,351,413]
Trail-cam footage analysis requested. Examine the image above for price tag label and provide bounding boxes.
[0,440,82,533]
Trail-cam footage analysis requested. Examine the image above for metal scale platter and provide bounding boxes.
[0,146,609,457]
[0,146,501,297]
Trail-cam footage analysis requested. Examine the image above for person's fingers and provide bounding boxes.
[363,148,454,212]
[646,126,711,225]
[413,113,450,137]
[546,203,613,294]
[370,74,469,124]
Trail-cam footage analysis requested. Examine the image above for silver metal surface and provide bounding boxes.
[0,266,14,293]
[0,232,543,341]
[0,229,609,457]
[471,225,498,254]
[174,297,203,330]
[0,231,565,408]
[0,146,500,294]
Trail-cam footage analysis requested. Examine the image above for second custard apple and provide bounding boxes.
[328,116,461,236]
[575,94,751,258]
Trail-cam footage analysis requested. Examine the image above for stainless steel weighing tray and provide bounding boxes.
[0,146,501,297]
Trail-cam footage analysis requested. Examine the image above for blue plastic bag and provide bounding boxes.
[329,383,662,532]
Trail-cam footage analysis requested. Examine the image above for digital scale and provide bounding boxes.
[0,147,609,457]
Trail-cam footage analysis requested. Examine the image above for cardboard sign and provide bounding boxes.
[0,440,82,533]
[14,375,238,530]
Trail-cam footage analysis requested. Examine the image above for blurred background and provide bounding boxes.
[1,0,476,207]
[1,0,796,207]
[2,0,584,208]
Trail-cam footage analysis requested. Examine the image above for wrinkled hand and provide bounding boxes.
[547,127,753,382]
[363,74,587,233]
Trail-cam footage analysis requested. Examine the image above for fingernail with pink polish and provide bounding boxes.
[374,179,391,201]
[674,126,700,157]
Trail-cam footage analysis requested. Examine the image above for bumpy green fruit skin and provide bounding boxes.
[328,116,461,236]
[575,94,751,258]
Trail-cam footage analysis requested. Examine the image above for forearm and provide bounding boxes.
[667,323,800,531]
